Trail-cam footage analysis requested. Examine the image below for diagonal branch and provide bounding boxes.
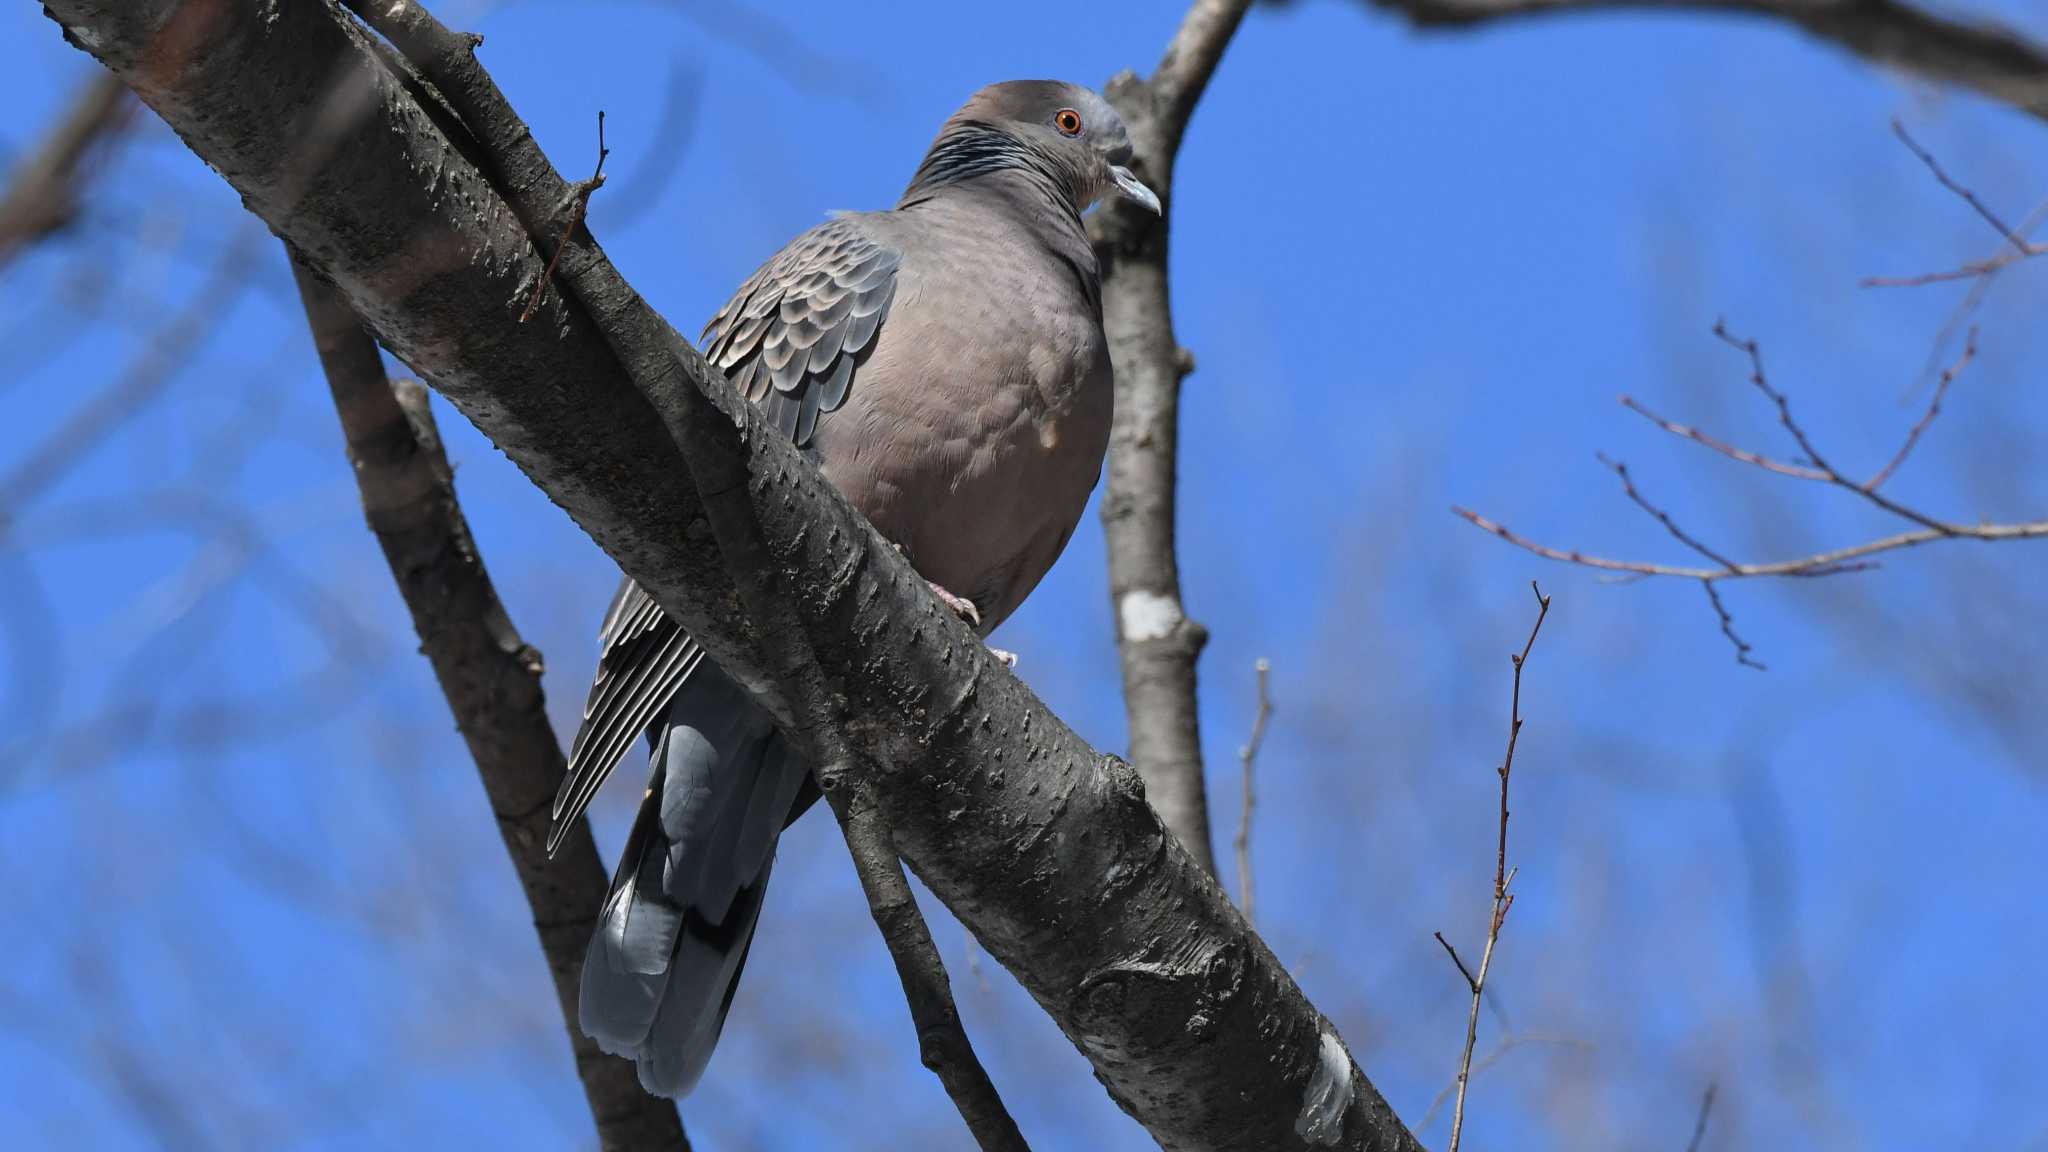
[288,255,687,1151]
[322,6,1021,1144]
[1091,0,1258,876]
[0,70,132,271]
[1339,0,2048,128]
[46,0,1423,1146]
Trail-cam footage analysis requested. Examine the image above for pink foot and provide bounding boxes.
[925,580,982,629]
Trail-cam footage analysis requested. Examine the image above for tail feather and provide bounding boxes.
[577,661,809,1098]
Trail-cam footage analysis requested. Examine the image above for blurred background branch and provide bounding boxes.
[290,256,688,1151]
[0,71,130,271]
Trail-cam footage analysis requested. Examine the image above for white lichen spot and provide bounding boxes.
[1293,1030,1353,1146]
[1117,590,1182,643]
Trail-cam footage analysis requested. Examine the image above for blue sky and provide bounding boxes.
[3,1,2046,1148]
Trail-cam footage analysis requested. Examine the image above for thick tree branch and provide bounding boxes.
[1335,0,2048,127]
[289,257,687,1152]
[0,70,131,270]
[45,1,1421,1146]
[1091,0,1257,877]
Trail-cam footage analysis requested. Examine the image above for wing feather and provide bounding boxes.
[547,217,901,855]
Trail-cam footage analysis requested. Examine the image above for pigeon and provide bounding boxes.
[551,79,1159,1098]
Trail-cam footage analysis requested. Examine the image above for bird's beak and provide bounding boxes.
[1109,164,1161,215]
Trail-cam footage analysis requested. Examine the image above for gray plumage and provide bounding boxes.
[552,79,1159,1099]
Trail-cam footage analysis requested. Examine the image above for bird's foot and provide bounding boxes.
[897,552,1014,666]
[924,580,982,629]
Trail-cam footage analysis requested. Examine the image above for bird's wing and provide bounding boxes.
[701,214,902,449]
[547,218,901,854]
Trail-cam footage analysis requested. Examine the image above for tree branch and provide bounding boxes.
[45,1,1422,1146]
[1339,0,2048,128]
[1436,583,1550,1152]
[289,256,688,1152]
[1455,321,2046,666]
[0,70,131,270]
[1091,0,1258,876]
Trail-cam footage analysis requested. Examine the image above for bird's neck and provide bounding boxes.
[898,121,1087,229]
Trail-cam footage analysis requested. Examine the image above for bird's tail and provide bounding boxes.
[577,661,810,1098]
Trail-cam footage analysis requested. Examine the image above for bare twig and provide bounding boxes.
[1595,453,1741,573]
[1234,657,1272,924]
[1863,194,2048,293]
[1684,1083,1719,1152]
[1457,321,2043,665]
[1440,582,1550,1152]
[1619,394,1826,481]
[1887,120,2030,254]
[289,254,688,1151]
[1418,1032,1593,1133]
[1865,326,1976,493]
[1449,505,1955,583]
[520,110,609,323]
[1702,581,1763,671]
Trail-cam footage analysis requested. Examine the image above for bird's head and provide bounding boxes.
[905,80,1162,215]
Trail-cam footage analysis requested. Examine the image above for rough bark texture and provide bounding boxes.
[1090,0,1258,880]
[42,2,1421,1147]
[291,258,688,1152]
[1346,0,2048,126]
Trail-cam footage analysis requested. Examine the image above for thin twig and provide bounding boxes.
[520,110,609,323]
[1619,394,1827,482]
[1456,320,2036,666]
[1864,326,1976,493]
[1702,582,1763,671]
[1596,453,1741,573]
[1684,1083,1719,1152]
[1418,1032,1593,1133]
[1442,582,1550,1152]
[1889,119,2031,253]
[1234,657,1271,925]
[1450,505,1956,582]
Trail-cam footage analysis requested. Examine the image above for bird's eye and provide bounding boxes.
[1053,108,1083,136]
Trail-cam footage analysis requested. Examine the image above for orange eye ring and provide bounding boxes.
[1053,108,1083,137]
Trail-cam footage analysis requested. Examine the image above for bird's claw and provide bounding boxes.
[925,580,982,629]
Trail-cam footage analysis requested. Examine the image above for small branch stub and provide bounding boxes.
[520,110,610,323]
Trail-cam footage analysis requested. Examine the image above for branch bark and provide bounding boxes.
[1091,0,1257,878]
[1342,0,2048,127]
[289,256,687,1151]
[45,1,1421,1147]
